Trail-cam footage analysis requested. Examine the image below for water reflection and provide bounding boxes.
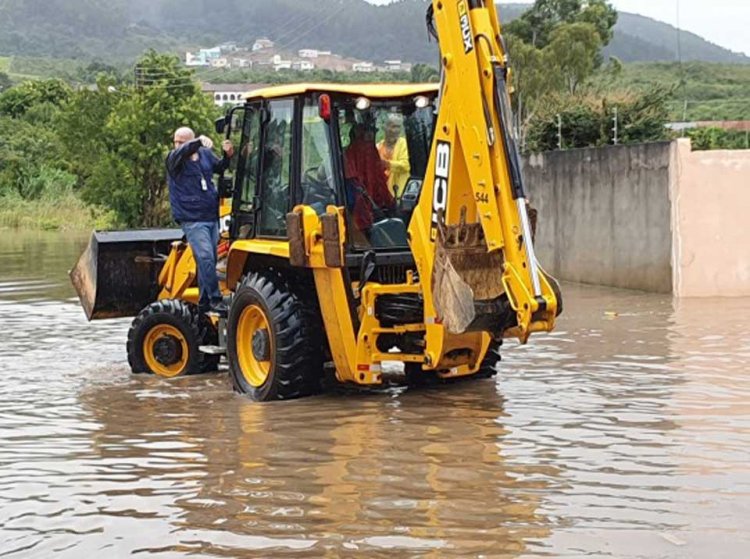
[1,232,749,558]
[75,378,554,557]
[0,229,88,303]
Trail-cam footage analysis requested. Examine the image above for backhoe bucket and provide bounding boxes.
[70,229,183,320]
[432,217,508,335]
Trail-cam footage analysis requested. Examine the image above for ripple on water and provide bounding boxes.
[1,233,749,558]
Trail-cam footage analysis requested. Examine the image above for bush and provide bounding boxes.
[0,190,119,230]
[686,127,749,150]
[16,165,77,200]
[525,87,671,152]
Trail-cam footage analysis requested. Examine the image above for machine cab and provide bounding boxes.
[220,84,439,257]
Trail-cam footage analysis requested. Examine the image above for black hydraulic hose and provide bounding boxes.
[492,64,525,200]
[426,5,438,41]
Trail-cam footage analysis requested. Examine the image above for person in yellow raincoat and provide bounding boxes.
[377,113,410,199]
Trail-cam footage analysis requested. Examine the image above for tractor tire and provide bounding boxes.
[227,272,324,401]
[474,341,501,379]
[127,299,220,378]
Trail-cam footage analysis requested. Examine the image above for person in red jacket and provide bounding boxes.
[343,123,396,234]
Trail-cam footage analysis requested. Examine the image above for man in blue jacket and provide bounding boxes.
[166,127,234,315]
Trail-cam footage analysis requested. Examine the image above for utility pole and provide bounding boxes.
[612,107,619,145]
[134,64,142,90]
[557,113,562,150]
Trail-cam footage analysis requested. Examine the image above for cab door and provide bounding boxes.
[256,98,296,239]
[230,101,262,239]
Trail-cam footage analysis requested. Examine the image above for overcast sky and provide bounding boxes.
[365,0,750,56]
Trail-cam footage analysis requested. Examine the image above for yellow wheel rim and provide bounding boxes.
[143,324,189,378]
[236,304,273,387]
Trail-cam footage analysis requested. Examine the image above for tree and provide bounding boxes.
[545,22,602,93]
[0,115,65,198]
[507,0,617,48]
[77,51,216,226]
[0,78,71,118]
[57,75,120,186]
[0,72,12,93]
[410,63,439,83]
[506,35,556,148]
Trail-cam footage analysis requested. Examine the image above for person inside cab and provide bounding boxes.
[343,122,396,236]
[377,113,410,199]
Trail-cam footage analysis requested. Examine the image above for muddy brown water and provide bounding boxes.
[1,230,749,558]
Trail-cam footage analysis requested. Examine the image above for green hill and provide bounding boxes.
[607,12,749,64]
[0,0,746,65]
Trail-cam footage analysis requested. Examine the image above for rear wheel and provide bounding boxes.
[127,299,219,377]
[227,272,324,401]
[474,341,501,379]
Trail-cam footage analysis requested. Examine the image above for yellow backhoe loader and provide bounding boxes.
[72,0,561,400]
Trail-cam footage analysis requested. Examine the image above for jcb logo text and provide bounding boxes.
[431,141,451,241]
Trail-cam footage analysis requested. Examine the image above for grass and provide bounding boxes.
[0,193,119,231]
[0,56,9,72]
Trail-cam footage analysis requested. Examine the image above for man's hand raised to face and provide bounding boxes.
[198,135,214,150]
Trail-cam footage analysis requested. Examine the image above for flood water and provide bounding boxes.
[1,230,749,558]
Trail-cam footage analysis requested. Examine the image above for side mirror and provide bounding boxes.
[218,176,234,198]
[215,116,227,135]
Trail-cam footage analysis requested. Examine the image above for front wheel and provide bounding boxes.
[227,272,324,401]
[127,299,219,377]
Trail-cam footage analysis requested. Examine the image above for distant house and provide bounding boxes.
[218,42,238,53]
[352,62,375,73]
[185,52,208,67]
[253,38,275,51]
[292,60,315,71]
[232,58,253,68]
[272,54,292,71]
[298,49,332,59]
[383,59,411,72]
[201,83,259,106]
[210,57,230,68]
[201,47,222,60]
[185,47,222,67]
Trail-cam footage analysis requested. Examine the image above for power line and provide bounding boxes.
[675,0,688,127]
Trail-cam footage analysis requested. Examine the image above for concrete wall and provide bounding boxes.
[523,142,674,293]
[670,139,750,297]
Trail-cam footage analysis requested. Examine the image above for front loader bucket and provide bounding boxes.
[70,229,183,320]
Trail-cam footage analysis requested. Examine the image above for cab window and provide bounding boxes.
[258,99,294,237]
[336,97,435,249]
[300,97,336,215]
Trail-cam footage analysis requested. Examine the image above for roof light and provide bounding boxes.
[355,96,371,111]
[414,95,430,109]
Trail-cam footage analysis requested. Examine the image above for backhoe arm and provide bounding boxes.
[408,0,560,348]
